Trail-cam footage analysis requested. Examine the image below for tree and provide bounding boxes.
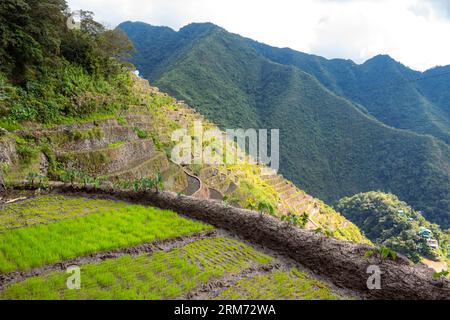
[0,0,67,82]
[337,192,449,262]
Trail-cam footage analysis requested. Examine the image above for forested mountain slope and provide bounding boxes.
[0,3,366,244]
[120,21,450,228]
[337,192,449,264]
[247,42,450,145]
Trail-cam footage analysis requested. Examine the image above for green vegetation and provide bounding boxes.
[365,246,398,261]
[316,202,370,243]
[257,202,275,217]
[250,46,450,146]
[0,195,127,232]
[108,141,127,149]
[0,237,272,300]
[133,127,148,139]
[145,95,368,243]
[0,1,136,127]
[120,21,450,229]
[337,192,449,262]
[217,268,340,300]
[0,199,213,272]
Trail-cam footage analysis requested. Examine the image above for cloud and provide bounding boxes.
[426,0,450,18]
[67,0,450,71]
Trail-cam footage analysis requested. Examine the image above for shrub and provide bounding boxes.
[133,127,148,139]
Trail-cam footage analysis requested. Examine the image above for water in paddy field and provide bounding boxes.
[209,188,223,201]
[183,173,201,196]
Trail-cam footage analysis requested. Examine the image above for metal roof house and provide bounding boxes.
[418,227,433,239]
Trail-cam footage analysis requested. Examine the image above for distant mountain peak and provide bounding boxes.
[178,22,223,36]
[118,21,176,33]
[363,54,398,65]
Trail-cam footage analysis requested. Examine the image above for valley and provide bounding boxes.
[0,0,449,302]
[119,21,450,229]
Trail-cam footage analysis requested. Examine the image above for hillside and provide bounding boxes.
[0,73,367,244]
[119,21,450,228]
[1,2,449,301]
[247,44,450,145]
[336,192,450,264]
[1,184,449,300]
[0,2,369,243]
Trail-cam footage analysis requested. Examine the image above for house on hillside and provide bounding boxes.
[418,227,432,239]
[426,239,439,250]
[133,70,142,78]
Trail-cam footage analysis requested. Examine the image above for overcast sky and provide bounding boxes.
[67,0,450,71]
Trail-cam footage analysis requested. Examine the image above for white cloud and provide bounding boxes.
[67,0,450,71]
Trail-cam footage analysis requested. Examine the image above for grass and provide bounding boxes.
[133,127,148,139]
[217,268,341,300]
[108,141,127,149]
[0,236,272,300]
[0,195,128,232]
[0,199,213,273]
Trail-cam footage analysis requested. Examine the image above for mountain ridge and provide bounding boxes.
[120,21,450,228]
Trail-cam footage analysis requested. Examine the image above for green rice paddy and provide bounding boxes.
[0,196,213,272]
[0,237,272,300]
[0,195,345,300]
[0,195,127,232]
[216,268,341,300]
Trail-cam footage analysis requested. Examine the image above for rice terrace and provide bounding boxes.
[1,0,450,313]
[0,190,347,300]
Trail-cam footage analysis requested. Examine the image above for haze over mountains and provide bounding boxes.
[119,21,450,229]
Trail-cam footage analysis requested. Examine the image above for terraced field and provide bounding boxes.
[0,194,349,300]
[0,195,212,272]
[0,75,368,245]
[0,195,127,232]
[216,269,339,300]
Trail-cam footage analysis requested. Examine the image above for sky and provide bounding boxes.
[67,0,450,71]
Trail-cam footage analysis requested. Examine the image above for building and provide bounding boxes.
[418,227,433,239]
[426,239,439,250]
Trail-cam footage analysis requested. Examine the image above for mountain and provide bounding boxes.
[119,21,450,228]
[0,8,367,246]
[3,1,450,302]
[246,43,450,145]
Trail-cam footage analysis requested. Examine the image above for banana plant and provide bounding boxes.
[257,201,275,217]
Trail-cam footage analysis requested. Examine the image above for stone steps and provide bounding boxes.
[275,183,292,194]
[263,176,284,187]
